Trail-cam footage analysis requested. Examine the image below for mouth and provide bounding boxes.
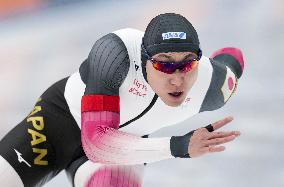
[168,91,183,98]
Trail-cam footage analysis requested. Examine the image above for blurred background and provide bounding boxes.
[0,0,283,186]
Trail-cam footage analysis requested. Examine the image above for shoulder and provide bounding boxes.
[210,47,244,79]
[80,31,136,95]
[199,47,244,112]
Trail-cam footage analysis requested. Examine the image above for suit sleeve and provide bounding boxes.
[199,47,244,112]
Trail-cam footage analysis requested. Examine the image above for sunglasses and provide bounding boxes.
[142,44,202,74]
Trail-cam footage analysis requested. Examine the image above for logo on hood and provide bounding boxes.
[162,32,186,40]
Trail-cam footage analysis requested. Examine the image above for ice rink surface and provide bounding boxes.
[0,0,283,186]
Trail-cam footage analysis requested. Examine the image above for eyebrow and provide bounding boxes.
[155,53,198,61]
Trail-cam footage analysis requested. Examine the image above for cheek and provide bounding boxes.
[146,63,167,91]
[146,62,158,81]
[186,67,198,87]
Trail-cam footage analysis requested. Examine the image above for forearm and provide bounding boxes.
[81,111,174,165]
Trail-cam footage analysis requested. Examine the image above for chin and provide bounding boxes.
[161,97,185,107]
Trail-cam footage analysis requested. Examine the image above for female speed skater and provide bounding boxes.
[0,13,244,187]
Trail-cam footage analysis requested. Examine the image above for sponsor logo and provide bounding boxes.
[185,97,191,103]
[128,79,147,97]
[135,64,139,71]
[181,97,191,108]
[14,149,31,167]
[162,32,186,40]
[26,98,48,166]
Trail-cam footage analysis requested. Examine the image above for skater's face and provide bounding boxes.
[146,51,199,107]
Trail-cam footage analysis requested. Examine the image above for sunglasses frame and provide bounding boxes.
[141,43,202,74]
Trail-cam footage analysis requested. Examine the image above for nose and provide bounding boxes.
[169,70,185,87]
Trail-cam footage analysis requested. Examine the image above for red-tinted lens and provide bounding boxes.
[152,60,199,74]
[152,62,175,74]
[180,60,199,73]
